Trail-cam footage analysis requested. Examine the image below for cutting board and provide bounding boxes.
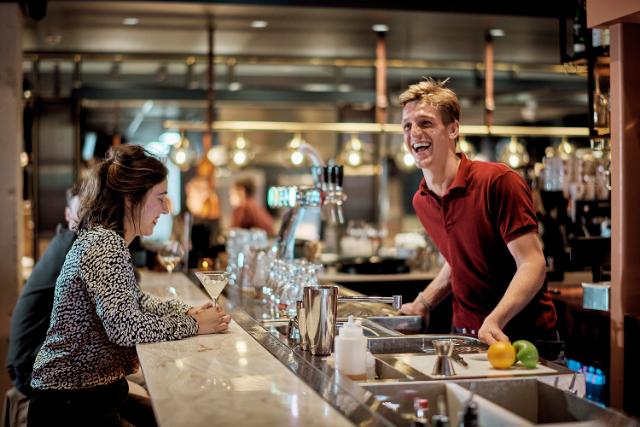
[398,353,558,378]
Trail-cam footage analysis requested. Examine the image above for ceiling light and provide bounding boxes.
[498,136,530,169]
[372,24,389,33]
[347,151,363,167]
[456,137,477,160]
[159,131,181,146]
[251,20,268,29]
[488,28,505,38]
[123,17,139,26]
[395,142,415,170]
[169,133,197,171]
[402,152,414,168]
[290,150,304,166]
[228,82,242,91]
[232,150,249,167]
[207,145,228,166]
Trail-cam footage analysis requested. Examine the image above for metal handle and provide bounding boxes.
[337,295,402,310]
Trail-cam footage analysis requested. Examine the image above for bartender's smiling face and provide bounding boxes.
[402,101,458,171]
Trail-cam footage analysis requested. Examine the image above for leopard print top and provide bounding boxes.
[31,226,198,390]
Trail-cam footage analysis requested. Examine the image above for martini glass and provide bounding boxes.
[195,271,231,306]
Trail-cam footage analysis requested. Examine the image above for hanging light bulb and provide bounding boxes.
[232,150,249,167]
[229,133,253,168]
[207,144,228,166]
[169,131,197,171]
[286,133,306,166]
[557,136,576,159]
[346,150,363,167]
[340,134,366,167]
[498,136,530,169]
[394,140,415,171]
[456,137,477,159]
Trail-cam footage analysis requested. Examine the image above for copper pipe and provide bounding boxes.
[203,16,215,152]
[484,33,495,127]
[375,31,388,125]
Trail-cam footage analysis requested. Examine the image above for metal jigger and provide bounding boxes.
[432,339,456,377]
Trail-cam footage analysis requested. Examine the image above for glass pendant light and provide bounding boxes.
[169,131,197,171]
[498,136,530,169]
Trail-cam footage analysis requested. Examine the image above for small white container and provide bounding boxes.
[334,315,367,380]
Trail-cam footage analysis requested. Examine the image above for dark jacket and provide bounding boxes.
[7,225,76,396]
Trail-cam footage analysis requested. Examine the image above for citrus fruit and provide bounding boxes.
[487,341,516,369]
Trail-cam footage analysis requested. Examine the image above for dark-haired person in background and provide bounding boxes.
[5,183,81,426]
[27,145,230,427]
[230,177,274,236]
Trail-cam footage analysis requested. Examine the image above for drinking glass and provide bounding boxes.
[195,271,231,306]
[158,240,185,290]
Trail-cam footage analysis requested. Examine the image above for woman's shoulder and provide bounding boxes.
[77,226,128,257]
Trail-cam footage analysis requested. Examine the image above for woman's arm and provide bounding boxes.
[82,236,199,346]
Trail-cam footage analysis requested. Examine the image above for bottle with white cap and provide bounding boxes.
[334,315,367,380]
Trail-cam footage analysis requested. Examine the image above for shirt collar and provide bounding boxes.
[419,153,471,196]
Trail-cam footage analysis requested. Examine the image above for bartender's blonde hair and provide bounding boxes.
[399,78,460,126]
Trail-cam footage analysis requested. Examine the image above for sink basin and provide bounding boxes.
[456,379,639,426]
[361,381,533,426]
[367,316,424,335]
[367,335,487,355]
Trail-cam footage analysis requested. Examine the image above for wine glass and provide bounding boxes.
[158,240,185,292]
[195,271,230,306]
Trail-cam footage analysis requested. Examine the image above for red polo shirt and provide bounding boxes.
[413,154,556,340]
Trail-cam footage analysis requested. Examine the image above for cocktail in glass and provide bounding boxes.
[195,271,231,306]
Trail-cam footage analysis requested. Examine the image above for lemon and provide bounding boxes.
[487,341,516,369]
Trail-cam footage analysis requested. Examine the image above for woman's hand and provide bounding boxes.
[192,305,231,334]
[187,301,214,317]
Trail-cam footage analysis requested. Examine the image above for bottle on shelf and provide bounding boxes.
[572,0,588,58]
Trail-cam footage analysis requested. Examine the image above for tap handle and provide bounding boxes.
[335,164,344,188]
[311,165,323,188]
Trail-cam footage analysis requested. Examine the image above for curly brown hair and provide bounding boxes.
[77,145,167,236]
[398,77,460,126]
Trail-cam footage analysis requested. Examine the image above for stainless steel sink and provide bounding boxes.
[456,378,640,426]
[366,315,424,335]
[367,334,487,355]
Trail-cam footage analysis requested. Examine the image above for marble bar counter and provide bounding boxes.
[136,271,371,427]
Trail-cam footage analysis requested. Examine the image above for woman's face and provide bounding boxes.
[136,180,170,237]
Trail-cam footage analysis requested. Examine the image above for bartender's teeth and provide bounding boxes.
[412,142,431,152]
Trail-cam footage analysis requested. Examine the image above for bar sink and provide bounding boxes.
[367,335,487,355]
[366,315,424,335]
[456,379,639,426]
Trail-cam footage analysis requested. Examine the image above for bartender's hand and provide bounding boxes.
[192,305,231,334]
[478,316,509,345]
[400,292,429,316]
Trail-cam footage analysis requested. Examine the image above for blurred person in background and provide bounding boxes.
[7,182,81,403]
[27,145,230,427]
[230,177,274,236]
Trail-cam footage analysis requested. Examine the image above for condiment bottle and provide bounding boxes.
[334,315,367,380]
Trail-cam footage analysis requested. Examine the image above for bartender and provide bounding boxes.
[398,78,558,349]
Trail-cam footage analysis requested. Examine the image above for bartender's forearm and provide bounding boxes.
[485,234,546,329]
[420,261,452,308]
